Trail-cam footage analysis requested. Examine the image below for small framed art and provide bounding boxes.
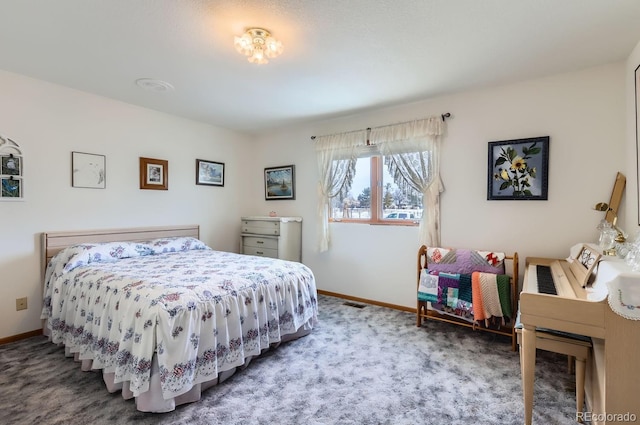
[140,157,168,190]
[0,135,24,200]
[1,176,21,198]
[570,244,602,288]
[487,136,549,200]
[196,159,224,187]
[72,151,106,189]
[265,164,295,200]
[1,155,21,176]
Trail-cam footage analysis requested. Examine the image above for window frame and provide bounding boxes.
[329,155,419,226]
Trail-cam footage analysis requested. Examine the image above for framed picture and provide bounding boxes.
[196,159,224,187]
[635,64,640,224]
[1,177,21,198]
[487,136,549,200]
[570,244,602,288]
[1,155,21,176]
[265,164,295,200]
[140,157,168,190]
[0,135,24,200]
[72,151,105,189]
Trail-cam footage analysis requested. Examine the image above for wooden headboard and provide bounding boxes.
[41,224,200,276]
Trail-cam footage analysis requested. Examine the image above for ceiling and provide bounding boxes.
[2,1,640,136]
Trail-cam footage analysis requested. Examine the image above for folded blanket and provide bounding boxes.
[478,272,503,320]
[418,269,438,303]
[437,272,460,305]
[426,248,506,274]
[496,274,512,318]
[472,272,513,327]
[471,272,487,323]
[458,273,473,303]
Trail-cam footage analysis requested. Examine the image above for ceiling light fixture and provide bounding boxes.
[234,28,283,64]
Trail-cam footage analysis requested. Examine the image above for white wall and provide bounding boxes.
[1,59,632,339]
[0,70,253,339]
[249,63,627,309]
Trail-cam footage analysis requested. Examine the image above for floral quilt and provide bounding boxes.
[41,239,318,400]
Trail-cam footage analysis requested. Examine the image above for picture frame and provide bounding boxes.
[72,151,106,189]
[196,159,224,187]
[264,164,295,200]
[1,177,21,198]
[1,155,21,176]
[0,135,24,200]
[487,136,549,200]
[635,64,640,224]
[570,244,602,288]
[139,157,168,190]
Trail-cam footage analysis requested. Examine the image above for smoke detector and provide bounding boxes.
[135,78,174,92]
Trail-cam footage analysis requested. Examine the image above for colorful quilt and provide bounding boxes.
[41,239,318,400]
[418,268,512,324]
[425,247,506,275]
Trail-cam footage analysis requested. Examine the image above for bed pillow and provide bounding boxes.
[145,236,209,254]
[426,247,506,275]
[60,241,153,273]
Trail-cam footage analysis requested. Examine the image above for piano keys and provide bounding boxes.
[532,264,557,294]
[519,255,640,425]
[525,261,579,298]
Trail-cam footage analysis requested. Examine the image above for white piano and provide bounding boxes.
[520,247,640,425]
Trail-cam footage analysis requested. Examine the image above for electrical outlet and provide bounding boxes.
[16,297,27,311]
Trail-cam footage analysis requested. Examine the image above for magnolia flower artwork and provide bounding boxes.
[487,136,549,200]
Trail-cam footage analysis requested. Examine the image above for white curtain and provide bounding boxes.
[314,130,368,252]
[371,116,445,246]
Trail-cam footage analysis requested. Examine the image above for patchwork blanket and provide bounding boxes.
[425,247,506,275]
[418,267,511,325]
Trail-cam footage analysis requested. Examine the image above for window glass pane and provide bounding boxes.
[330,157,371,220]
[381,156,423,220]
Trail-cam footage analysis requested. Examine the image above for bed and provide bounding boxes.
[40,225,318,412]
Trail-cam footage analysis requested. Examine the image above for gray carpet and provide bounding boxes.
[0,295,582,425]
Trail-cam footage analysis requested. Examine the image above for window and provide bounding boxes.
[330,155,422,225]
[314,115,445,252]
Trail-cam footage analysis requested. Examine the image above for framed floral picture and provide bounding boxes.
[264,164,295,200]
[139,157,168,190]
[487,136,549,200]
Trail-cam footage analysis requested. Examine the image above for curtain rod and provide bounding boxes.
[310,112,450,140]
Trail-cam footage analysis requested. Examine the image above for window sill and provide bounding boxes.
[330,219,419,227]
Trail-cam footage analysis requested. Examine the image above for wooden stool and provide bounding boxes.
[516,328,592,423]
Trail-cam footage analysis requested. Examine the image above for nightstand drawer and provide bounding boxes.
[242,236,278,250]
[241,220,280,236]
[243,246,278,258]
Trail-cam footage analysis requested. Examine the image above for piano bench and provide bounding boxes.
[515,328,592,422]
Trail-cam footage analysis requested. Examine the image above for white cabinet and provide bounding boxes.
[241,216,302,262]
